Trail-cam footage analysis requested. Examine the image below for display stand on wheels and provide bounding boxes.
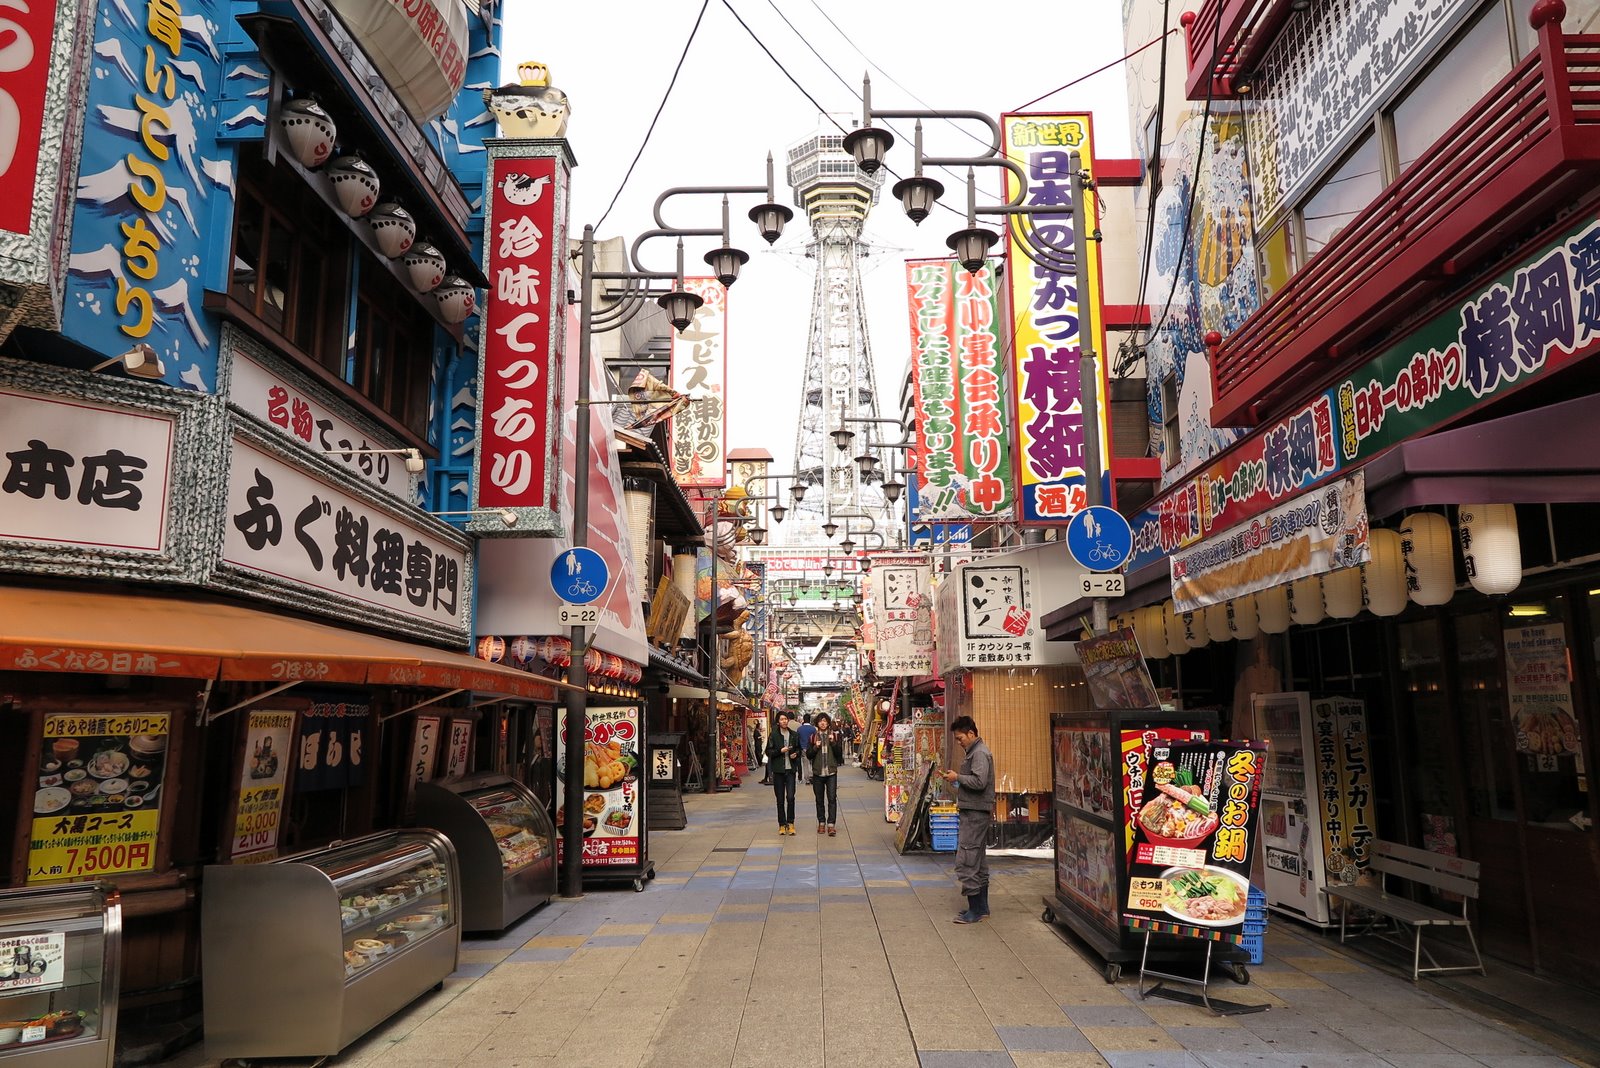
[0,882,121,1068]
[556,703,655,892]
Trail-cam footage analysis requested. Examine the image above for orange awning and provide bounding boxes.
[0,586,565,702]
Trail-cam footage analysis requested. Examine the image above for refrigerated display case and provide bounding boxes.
[414,774,556,932]
[0,883,119,1067]
[202,830,459,1059]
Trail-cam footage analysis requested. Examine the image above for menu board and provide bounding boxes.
[1120,727,1211,851]
[555,705,642,868]
[28,713,170,882]
[1122,741,1267,944]
[1076,629,1161,710]
[1055,809,1117,925]
[445,720,472,779]
[1503,623,1583,760]
[231,709,295,861]
[0,932,66,994]
[1055,726,1114,819]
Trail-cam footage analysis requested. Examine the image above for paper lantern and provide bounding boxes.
[404,243,447,292]
[1181,609,1209,648]
[1459,503,1521,595]
[1289,575,1325,625]
[1401,511,1455,606]
[1257,585,1291,633]
[277,97,336,168]
[368,200,416,257]
[476,635,505,663]
[1205,602,1231,644]
[327,154,380,217]
[1137,605,1169,659]
[1228,594,1260,640]
[584,647,603,673]
[1363,528,1408,617]
[1163,601,1190,654]
[433,276,476,324]
[509,636,535,664]
[1323,566,1364,619]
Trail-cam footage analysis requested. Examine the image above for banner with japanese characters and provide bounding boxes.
[670,277,728,487]
[294,701,368,793]
[956,561,1039,667]
[1502,625,1582,759]
[556,704,643,868]
[1311,697,1376,886]
[1002,113,1110,523]
[223,436,468,638]
[472,143,572,536]
[29,713,170,883]
[230,709,294,861]
[906,258,1015,521]
[868,553,934,676]
[1123,740,1266,944]
[1127,210,1600,576]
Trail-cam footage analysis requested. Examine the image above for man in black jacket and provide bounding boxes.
[765,711,801,835]
[806,712,845,835]
[940,715,994,923]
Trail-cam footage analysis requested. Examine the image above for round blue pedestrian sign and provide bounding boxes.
[550,547,609,605]
[1066,506,1134,573]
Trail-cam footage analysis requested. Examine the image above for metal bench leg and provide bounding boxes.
[1465,921,1486,977]
[1412,926,1422,982]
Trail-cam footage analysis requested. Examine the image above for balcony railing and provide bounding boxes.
[1182,0,1296,100]
[1211,8,1600,428]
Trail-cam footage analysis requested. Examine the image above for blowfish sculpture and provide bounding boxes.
[485,61,570,138]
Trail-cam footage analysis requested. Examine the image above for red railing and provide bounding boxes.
[1182,0,1297,99]
[1211,11,1600,428]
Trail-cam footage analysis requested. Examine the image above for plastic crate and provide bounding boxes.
[931,833,958,852]
[1243,919,1267,936]
[1240,932,1265,964]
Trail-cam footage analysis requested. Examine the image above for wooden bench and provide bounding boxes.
[1324,839,1485,982]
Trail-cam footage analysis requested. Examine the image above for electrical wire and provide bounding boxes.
[594,0,711,232]
[1118,0,1172,379]
[1014,27,1180,112]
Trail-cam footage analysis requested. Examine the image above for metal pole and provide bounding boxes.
[562,225,597,899]
[1070,151,1109,636]
[707,496,720,793]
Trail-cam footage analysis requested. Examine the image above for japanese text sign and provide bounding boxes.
[556,704,643,868]
[1123,740,1265,945]
[868,553,933,676]
[1002,113,1108,523]
[0,932,66,994]
[473,144,571,533]
[670,277,728,487]
[230,709,294,861]
[1,388,175,553]
[906,258,1015,521]
[1311,697,1376,884]
[0,0,58,234]
[294,702,368,793]
[1502,625,1582,759]
[1074,628,1160,710]
[956,561,1040,667]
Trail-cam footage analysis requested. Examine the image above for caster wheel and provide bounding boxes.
[1104,962,1122,984]
[633,878,646,892]
[647,869,657,880]
[1229,964,1250,985]
[432,980,444,991]
[1041,908,1055,925]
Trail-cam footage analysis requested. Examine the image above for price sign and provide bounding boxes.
[1077,573,1125,597]
[558,603,599,626]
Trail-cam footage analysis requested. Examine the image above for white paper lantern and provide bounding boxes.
[1181,609,1209,648]
[404,243,447,293]
[1163,601,1190,654]
[1228,594,1260,639]
[1256,584,1291,633]
[1138,605,1170,659]
[1401,511,1455,606]
[277,97,336,168]
[1363,528,1409,617]
[1289,575,1325,625]
[1205,602,1231,644]
[1323,566,1364,619]
[327,154,380,217]
[433,275,476,323]
[1459,503,1521,596]
[368,200,417,257]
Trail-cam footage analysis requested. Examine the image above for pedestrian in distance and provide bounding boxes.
[796,712,816,785]
[939,715,994,923]
[807,712,845,835]
[766,711,801,835]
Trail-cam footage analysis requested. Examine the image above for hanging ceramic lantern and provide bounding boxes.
[1289,575,1325,625]
[1364,528,1409,617]
[1228,594,1260,640]
[1401,511,1455,606]
[1203,601,1228,642]
[403,243,447,293]
[277,97,337,168]
[1163,600,1190,655]
[1257,584,1291,633]
[327,153,380,217]
[368,200,416,258]
[1138,605,1170,659]
[433,275,476,323]
[1459,503,1521,595]
[1323,566,1364,619]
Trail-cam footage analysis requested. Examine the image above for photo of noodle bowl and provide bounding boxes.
[1136,783,1218,848]
[1159,865,1249,926]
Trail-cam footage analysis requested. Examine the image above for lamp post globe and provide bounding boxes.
[659,289,705,333]
[892,174,944,225]
[703,246,749,287]
[842,125,894,174]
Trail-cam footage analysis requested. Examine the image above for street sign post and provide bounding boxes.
[1066,506,1133,573]
[1076,573,1126,597]
[550,547,610,605]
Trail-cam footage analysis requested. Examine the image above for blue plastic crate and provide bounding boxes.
[1240,932,1265,964]
[930,815,960,828]
[1248,886,1267,907]
[931,833,958,852]
[1243,919,1267,936]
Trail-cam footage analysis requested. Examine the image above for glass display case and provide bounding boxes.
[414,774,555,932]
[0,883,119,1068]
[202,830,459,1059]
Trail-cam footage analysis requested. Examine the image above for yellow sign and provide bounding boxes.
[29,713,169,883]
[231,710,294,860]
[1127,876,1167,912]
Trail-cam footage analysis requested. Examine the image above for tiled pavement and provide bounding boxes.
[169,771,1590,1068]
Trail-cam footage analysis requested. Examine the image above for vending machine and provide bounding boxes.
[1254,693,1375,927]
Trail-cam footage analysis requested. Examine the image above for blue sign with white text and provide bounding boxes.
[1066,506,1133,572]
[551,547,609,605]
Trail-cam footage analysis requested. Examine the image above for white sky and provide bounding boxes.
[502,1,1135,475]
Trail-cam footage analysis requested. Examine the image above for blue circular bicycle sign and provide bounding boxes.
[550,547,609,605]
[1066,506,1134,573]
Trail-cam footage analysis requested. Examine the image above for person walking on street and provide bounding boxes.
[795,713,816,785]
[939,715,994,923]
[807,712,844,835]
[766,711,801,835]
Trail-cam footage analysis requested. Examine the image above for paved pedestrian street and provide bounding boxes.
[171,772,1585,1068]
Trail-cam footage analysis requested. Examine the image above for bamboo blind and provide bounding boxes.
[959,666,1089,794]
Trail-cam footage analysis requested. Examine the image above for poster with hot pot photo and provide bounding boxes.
[29,713,170,883]
[1120,727,1211,852]
[1122,740,1267,944]
[555,705,642,868]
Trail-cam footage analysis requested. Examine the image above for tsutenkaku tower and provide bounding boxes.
[786,122,895,546]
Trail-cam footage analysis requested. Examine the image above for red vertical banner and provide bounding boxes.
[0,0,58,234]
[472,143,574,535]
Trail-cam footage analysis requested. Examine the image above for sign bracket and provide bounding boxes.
[207,680,303,726]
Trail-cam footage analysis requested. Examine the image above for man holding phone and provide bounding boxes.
[765,710,801,835]
[940,716,994,923]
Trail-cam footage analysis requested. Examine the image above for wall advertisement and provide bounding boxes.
[230,709,295,861]
[1001,113,1109,523]
[670,277,728,488]
[1503,623,1583,760]
[868,553,934,676]
[556,704,642,867]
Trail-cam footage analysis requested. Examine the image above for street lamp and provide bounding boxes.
[839,537,856,555]
[881,476,904,504]
[854,453,879,479]
[769,503,788,523]
[831,426,855,453]
[822,520,839,540]
[749,525,767,545]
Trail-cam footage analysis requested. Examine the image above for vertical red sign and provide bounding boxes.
[0,0,58,235]
[473,146,571,534]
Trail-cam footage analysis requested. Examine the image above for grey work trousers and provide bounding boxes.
[954,807,992,895]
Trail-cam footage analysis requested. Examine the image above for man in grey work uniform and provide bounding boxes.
[939,715,993,923]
